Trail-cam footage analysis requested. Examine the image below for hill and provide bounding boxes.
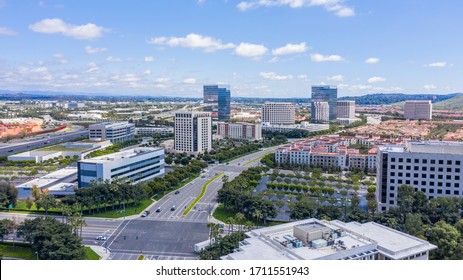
[339,93,461,105]
[433,95,463,111]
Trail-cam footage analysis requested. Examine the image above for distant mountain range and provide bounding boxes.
[1,90,462,108]
[338,93,463,105]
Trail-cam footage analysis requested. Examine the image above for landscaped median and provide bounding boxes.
[182,172,224,216]
[243,152,271,166]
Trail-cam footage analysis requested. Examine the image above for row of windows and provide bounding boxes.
[390,158,461,165]
[390,165,461,172]
[389,179,461,188]
[390,172,460,180]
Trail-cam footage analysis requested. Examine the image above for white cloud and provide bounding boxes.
[197,0,205,4]
[236,0,355,17]
[365,57,380,64]
[0,27,17,36]
[310,53,344,62]
[259,71,293,81]
[272,42,308,56]
[327,74,344,82]
[29,18,108,40]
[183,78,197,84]
[156,77,170,83]
[144,56,154,62]
[424,84,437,90]
[52,53,64,59]
[234,43,268,57]
[85,45,107,54]
[84,62,100,73]
[297,74,308,79]
[426,62,447,68]
[106,56,124,62]
[148,33,235,52]
[367,76,386,83]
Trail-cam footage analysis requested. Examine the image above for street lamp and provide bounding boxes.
[35,251,39,260]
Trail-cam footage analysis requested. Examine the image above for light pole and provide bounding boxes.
[102,230,110,253]
[35,251,39,260]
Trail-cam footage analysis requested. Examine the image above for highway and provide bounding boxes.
[0,128,89,156]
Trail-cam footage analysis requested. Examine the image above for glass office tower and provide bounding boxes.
[311,86,338,121]
[203,85,231,120]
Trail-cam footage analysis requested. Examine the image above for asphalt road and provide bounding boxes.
[0,128,89,156]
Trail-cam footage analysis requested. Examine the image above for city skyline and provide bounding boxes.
[0,0,462,97]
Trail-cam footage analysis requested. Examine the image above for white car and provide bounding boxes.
[96,236,107,241]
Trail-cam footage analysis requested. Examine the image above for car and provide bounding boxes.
[174,190,180,194]
[141,210,150,217]
[96,236,107,241]
[201,175,206,178]
[171,206,176,211]
[155,207,162,212]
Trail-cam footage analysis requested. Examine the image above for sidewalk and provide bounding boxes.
[88,245,111,260]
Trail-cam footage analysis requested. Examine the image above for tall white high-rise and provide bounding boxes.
[312,101,330,123]
[337,100,356,119]
[261,102,295,125]
[174,111,212,153]
[404,100,432,120]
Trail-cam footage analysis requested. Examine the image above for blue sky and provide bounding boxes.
[0,0,461,97]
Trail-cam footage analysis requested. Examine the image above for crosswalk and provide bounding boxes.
[108,252,198,260]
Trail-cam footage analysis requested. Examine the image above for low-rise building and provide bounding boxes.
[77,147,164,188]
[221,219,436,260]
[216,122,262,141]
[135,126,174,135]
[89,122,135,143]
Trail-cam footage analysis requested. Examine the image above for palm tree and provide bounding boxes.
[226,217,235,232]
[207,222,220,246]
[234,212,245,231]
[244,221,254,232]
[252,209,263,224]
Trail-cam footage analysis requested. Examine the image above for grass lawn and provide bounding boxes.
[85,199,153,218]
[84,247,101,260]
[212,204,285,227]
[0,242,35,260]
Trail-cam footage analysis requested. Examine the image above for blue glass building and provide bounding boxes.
[203,85,231,120]
[311,86,338,121]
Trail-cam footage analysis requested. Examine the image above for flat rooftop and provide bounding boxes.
[80,147,163,164]
[16,167,77,189]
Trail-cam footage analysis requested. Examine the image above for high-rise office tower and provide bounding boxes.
[261,102,295,125]
[312,102,330,123]
[337,100,356,119]
[174,111,212,154]
[404,100,432,120]
[203,85,231,121]
[311,86,338,120]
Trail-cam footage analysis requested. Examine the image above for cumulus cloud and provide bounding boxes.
[29,18,108,40]
[144,56,154,62]
[327,75,344,82]
[424,84,437,90]
[272,42,308,56]
[234,43,268,57]
[85,45,107,54]
[365,57,380,64]
[310,53,344,62]
[0,27,17,36]
[236,0,355,17]
[106,56,124,62]
[367,76,386,83]
[259,71,293,81]
[183,78,197,84]
[148,33,236,52]
[425,62,447,68]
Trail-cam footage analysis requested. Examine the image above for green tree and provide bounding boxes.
[425,221,461,260]
[404,213,423,237]
[0,182,18,208]
[0,219,15,241]
[25,197,34,210]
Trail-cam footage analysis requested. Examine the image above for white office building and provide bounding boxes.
[311,101,330,123]
[77,147,164,188]
[377,141,463,211]
[89,122,135,143]
[221,219,436,260]
[174,111,212,154]
[216,122,262,141]
[261,102,295,125]
[404,100,432,120]
[135,126,173,135]
[337,100,356,119]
